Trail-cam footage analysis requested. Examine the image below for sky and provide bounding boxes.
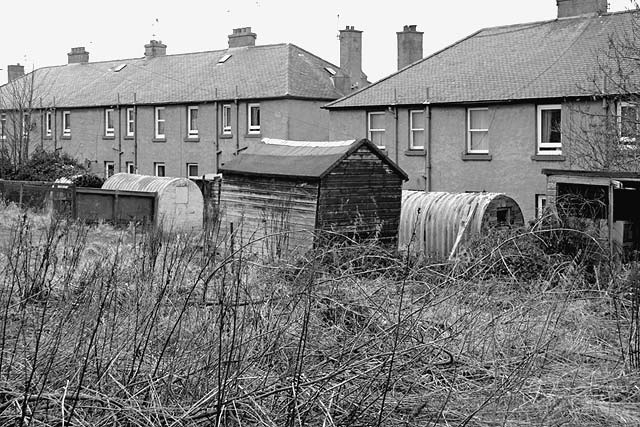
[0,0,635,86]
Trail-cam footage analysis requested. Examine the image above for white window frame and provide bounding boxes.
[467,108,489,154]
[536,194,548,219]
[537,104,562,155]
[618,101,639,144]
[0,113,6,140]
[154,162,166,177]
[247,103,260,134]
[155,106,165,140]
[222,104,232,134]
[62,111,71,137]
[187,106,199,138]
[44,111,52,138]
[187,163,199,178]
[126,107,135,137]
[105,108,115,137]
[367,111,386,149]
[409,110,425,150]
[104,161,115,178]
[126,162,135,174]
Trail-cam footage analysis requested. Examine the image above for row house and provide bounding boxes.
[326,0,640,221]
[0,26,368,179]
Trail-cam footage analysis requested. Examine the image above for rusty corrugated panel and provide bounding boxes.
[399,191,523,258]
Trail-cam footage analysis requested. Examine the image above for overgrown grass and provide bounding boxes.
[0,204,638,426]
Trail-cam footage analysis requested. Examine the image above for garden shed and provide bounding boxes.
[218,138,408,256]
[398,191,524,259]
[102,173,203,232]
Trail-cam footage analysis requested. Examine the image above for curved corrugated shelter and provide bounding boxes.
[102,173,203,232]
[398,191,524,258]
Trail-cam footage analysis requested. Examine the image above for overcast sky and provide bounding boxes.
[0,0,635,86]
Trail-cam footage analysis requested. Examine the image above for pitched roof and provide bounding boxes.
[327,10,638,108]
[0,44,346,108]
[219,138,409,180]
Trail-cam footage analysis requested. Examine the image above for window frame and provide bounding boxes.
[536,104,562,155]
[104,108,115,137]
[187,105,199,138]
[222,104,232,135]
[409,109,425,150]
[45,110,52,138]
[126,107,135,137]
[618,101,639,144]
[104,161,115,179]
[367,111,386,149]
[126,162,135,174]
[0,113,6,140]
[186,163,199,178]
[536,194,548,219]
[62,110,71,137]
[247,103,261,134]
[154,106,166,140]
[466,107,490,154]
[154,162,166,177]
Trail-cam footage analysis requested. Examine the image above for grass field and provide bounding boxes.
[0,202,638,426]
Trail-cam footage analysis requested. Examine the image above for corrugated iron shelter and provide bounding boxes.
[398,191,524,259]
[218,138,408,255]
[102,173,203,232]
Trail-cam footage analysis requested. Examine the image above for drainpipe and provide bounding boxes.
[394,106,399,164]
[133,92,138,173]
[424,104,432,191]
[117,93,122,173]
[214,100,219,172]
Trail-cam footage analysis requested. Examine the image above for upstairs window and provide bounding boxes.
[155,107,165,139]
[45,111,52,137]
[409,110,425,150]
[126,108,135,137]
[619,101,639,144]
[105,108,115,137]
[537,105,562,155]
[62,111,71,137]
[368,111,386,148]
[222,104,232,134]
[0,113,6,140]
[248,103,260,134]
[467,108,489,154]
[187,106,198,138]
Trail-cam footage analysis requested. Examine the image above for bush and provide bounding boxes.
[3,148,86,182]
[72,174,105,188]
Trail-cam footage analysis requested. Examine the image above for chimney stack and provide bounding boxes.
[338,26,367,94]
[397,25,423,70]
[144,40,167,58]
[68,47,90,64]
[228,27,257,48]
[7,64,25,83]
[557,0,608,18]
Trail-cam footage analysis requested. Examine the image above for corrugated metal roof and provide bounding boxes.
[219,138,408,180]
[327,10,638,108]
[102,173,191,194]
[0,43,347,108]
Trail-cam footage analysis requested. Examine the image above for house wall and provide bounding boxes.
[328,100,606,222]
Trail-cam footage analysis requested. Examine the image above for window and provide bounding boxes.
[154,162,165,177]
[105,108,115,137]
[537,105,562,155]
[618,102,639,144]
[62,111,71,137]
[104,161,115,178]
[536,194,548,219]
[368,111,386,148]
[155,107,165,139]
[0,113,6,140]
[248,103,260,134]
[409,110,425,150]
[467,108,489,154]
[187,163,199,177]
[222,104,232,134]
[126,108,135,137]
[187,106,198,138]
[22,112,31,138]
[126,162,135,174]
[45,111,52,137]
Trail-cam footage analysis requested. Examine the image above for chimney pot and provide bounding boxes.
[67,46,90,64]
[397,24,423,70]
[557,0,608,17]
[338,25,367,95]
[228,27,257,48]
[7,64,25,83]
[144,40,167,58]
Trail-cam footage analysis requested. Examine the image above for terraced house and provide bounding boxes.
[0,26,368,179]
[326,0,640,220]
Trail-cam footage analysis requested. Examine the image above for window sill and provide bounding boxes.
[124,136,134,140]
[531,154,566,161]
[152,138,166,143]
[61,135,71,140]
[102,135,115,140]
[184,136,200,142]
[43,136,53,140]
[405,149,425,156]
[462,153,492,161]
[220,133,233,139]
[245,133,262,138]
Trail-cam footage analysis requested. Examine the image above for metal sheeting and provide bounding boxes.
[103,173,183,194]
[398,191,521,258]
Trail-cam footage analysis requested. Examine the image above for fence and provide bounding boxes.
[0,179,75,215]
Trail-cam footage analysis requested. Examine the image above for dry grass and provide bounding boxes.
[0,203,638,426]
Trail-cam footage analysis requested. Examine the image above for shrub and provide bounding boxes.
[72,174,105,188]
[6,148,86,181]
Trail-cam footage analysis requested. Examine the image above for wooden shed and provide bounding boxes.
[102,173,203,232]
[398,191,524,259]
[218,138,408,255]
